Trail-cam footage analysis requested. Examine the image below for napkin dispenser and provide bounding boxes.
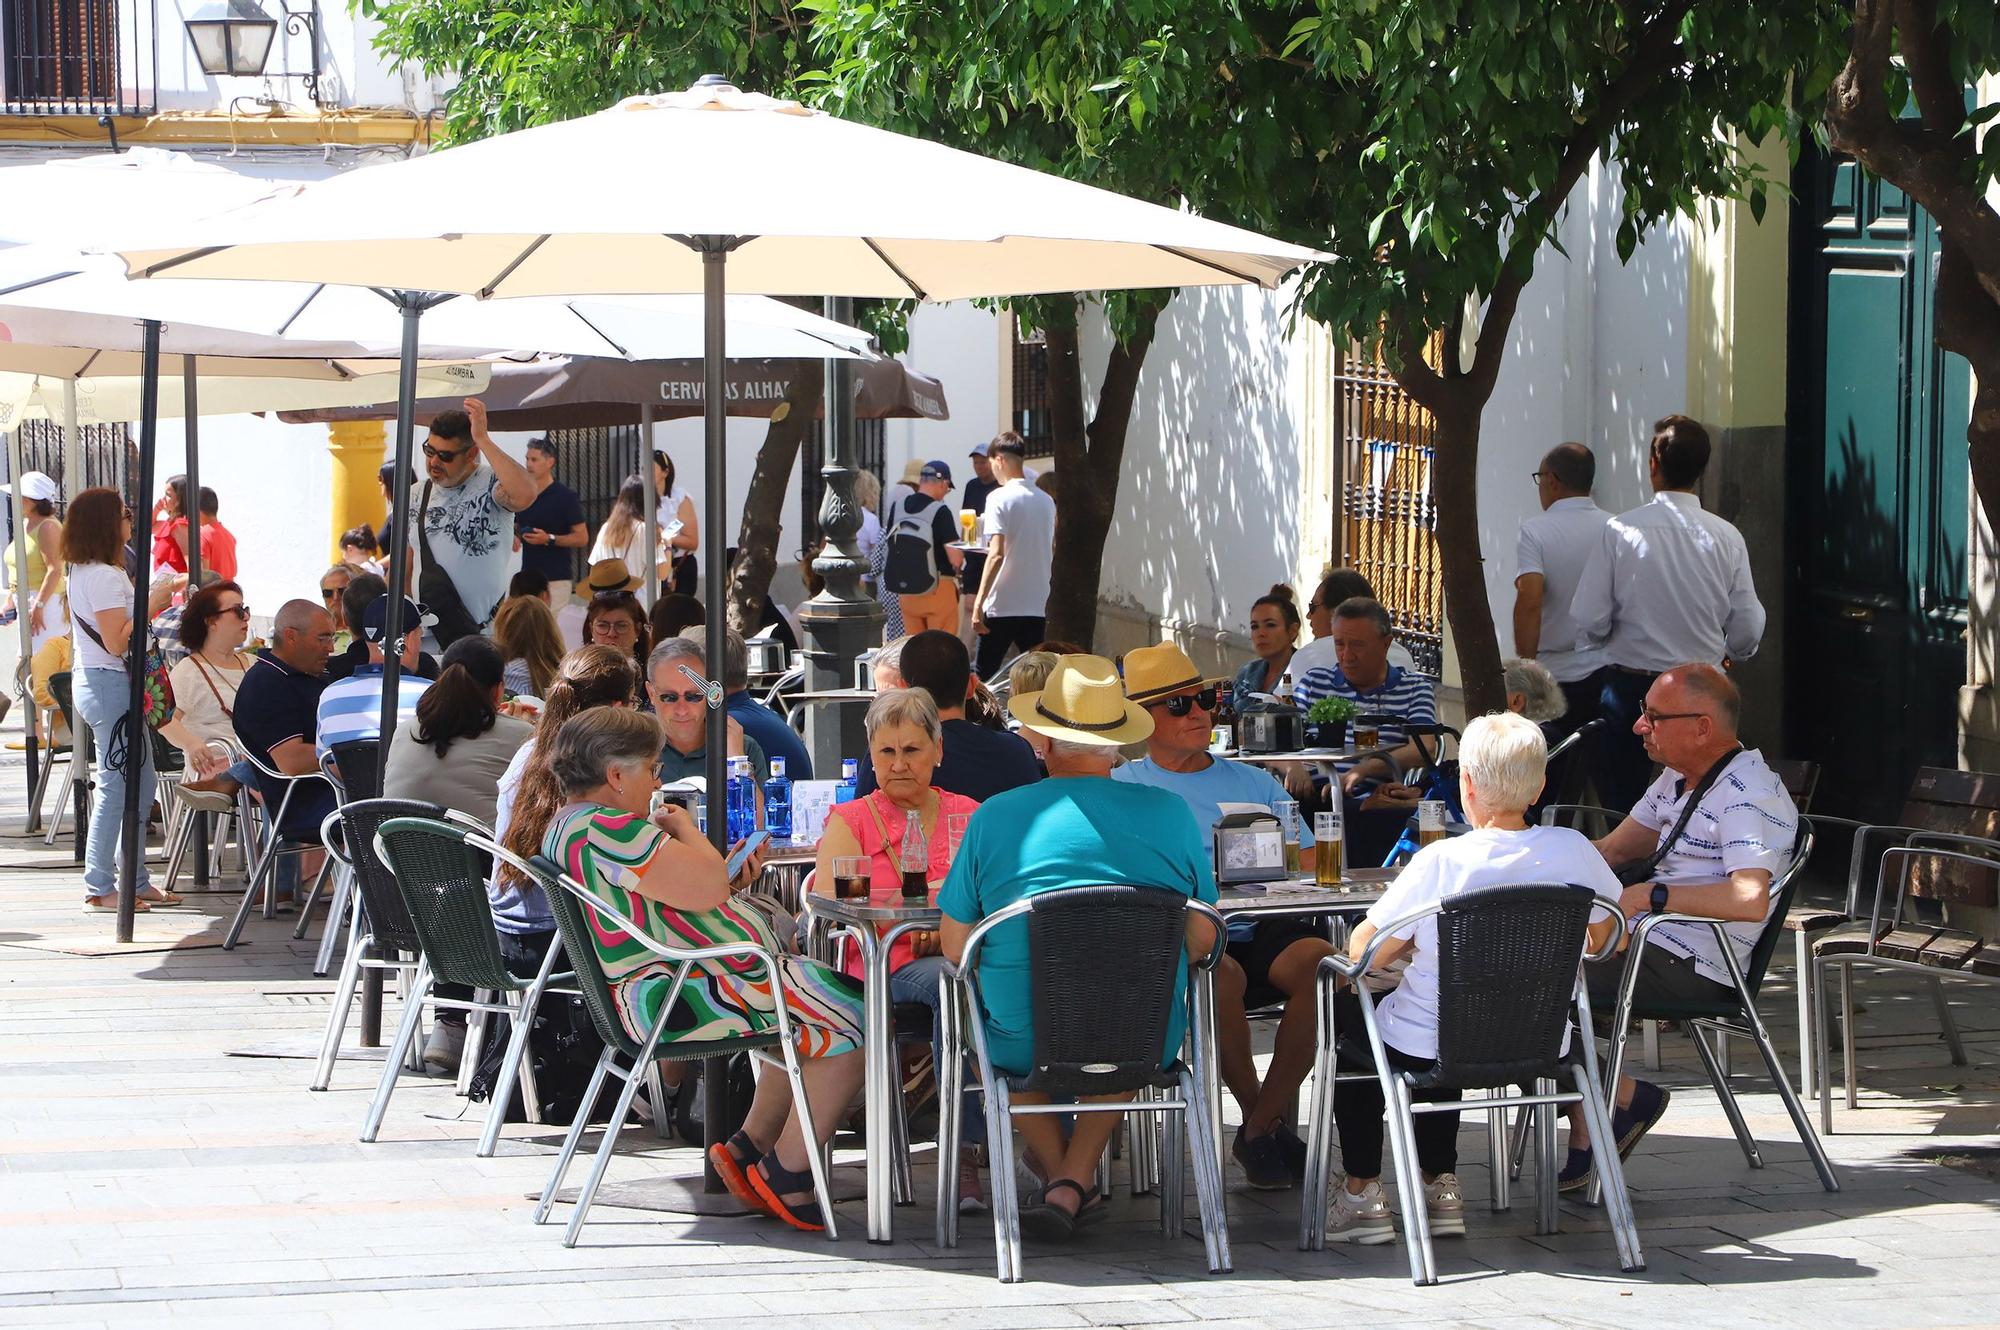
[1237,707,1304,754]
[1213,810,1286,886]
[745,635,789,677]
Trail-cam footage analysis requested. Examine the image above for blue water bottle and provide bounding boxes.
[763,757,793,840]
[835,757,859,805]
[726,756,756,842]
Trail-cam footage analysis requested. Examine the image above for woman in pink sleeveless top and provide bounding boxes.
[812,687,986,1207]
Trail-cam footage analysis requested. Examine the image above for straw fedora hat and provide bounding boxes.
[1122,640,1225,705]
[1008,654,1154,747]
[581,558,641,596]
[897,457,925,488]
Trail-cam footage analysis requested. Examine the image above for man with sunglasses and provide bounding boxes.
[401,399,537,643]
[1112,641,1329,1191]
[1564,662,1797,1189]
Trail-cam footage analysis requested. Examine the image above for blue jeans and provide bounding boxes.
[889,954,985,1146]
[73,667,156,899]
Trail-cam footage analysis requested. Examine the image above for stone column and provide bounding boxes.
[797,296,883,773]
[326,420,388,563]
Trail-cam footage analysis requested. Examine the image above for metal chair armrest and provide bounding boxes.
[441,808,497,838]
[1539,802,1626,830]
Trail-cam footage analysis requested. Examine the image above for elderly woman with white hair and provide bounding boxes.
[1320,710,1624,1246]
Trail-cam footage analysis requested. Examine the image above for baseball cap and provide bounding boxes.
[919,460,953,485]
[362,594,432,643]
[967,440,992,458]
[1,470,59,501]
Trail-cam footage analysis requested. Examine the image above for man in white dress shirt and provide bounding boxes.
[1570,416,1765,812]
[1513,442,1612,740]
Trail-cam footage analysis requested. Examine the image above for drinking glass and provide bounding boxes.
[1313,811,1344,887]
[832,855,872,900]
[946,812,971,863]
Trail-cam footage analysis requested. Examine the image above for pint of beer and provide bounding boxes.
[1275,799,1302,875]
[959,509,978,543]
[1354,718,1380,749]
[1418,799,1447,847]
[1314,811,1344,887]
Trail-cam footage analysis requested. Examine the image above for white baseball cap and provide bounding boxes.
[1,470,58,502]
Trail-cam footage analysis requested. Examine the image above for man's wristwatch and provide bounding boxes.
[1649,883,1670,916]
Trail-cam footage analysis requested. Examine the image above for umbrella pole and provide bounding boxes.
[117,319,163,944]
[641,402,658,605]
[699,237,733,1198]
[182,358,209,887]
[6,425,37,832]
[375,291,436,787]
[62,379,81,499]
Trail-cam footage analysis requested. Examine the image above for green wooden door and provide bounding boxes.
[1789,152,1973,820]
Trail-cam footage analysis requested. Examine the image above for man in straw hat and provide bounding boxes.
[1113,641,1331,1191]
[938,654,1221,1242]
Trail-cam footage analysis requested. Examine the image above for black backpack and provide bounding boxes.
[882,495,947,595]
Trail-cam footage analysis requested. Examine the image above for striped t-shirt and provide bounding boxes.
[1294,664,1437,770]
[1633,748,1799,984]
[314,666,430,760]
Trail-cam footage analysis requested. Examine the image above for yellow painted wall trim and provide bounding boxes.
[0,107,434,150]
[1685,131,1791,430]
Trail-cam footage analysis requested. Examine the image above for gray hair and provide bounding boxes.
[1502,657,1568,723]
[1006,650,1059,698]
[865,686,941,744]
[548,708,663,798]
[1333,596,1392,637]
[272,598,323,640]
[1459,712,1548,815]
[875,633,911,684]
[647,636,704,680]
[682,624,747,690]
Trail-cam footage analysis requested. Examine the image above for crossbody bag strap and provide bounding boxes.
[861,791,892,847]
[189,654,234,718]
[1642,745,1745,878]
[415,481,436,562]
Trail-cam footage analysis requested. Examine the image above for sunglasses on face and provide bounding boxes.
[1150,686,1220,718]
[653,689,704,706]
[319,585,345,599]
[213,603,251,621]
[421,442,472,463]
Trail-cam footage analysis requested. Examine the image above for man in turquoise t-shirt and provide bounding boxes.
[939,655,1218,1238]
[1113,640,1336,1192]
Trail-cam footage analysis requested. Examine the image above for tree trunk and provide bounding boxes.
[726,358,824,635]
[1935,242,2000,544]
[1423,393,1507,717]
[1042,301,1163,649]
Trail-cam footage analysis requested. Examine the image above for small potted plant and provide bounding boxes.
[1304,695,1355,749]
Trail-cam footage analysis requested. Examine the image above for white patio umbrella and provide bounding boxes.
[107,78,1326,1078]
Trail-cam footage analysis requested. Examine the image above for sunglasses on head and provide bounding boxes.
[1149,685,1220,718]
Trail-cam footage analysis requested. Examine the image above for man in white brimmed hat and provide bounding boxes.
[937,654,1221,1242]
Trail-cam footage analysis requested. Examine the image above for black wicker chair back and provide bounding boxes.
[328,739,382,803]
[1020,884,1189,1097]
[1542,719,1606,809]
[375,816,517,992]
[331,798,439,956]
[1427,882,1596,1090]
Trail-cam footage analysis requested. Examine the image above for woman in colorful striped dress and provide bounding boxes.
[539,708,863,1231]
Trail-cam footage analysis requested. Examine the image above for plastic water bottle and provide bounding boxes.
[763,757,793,841]
[726,756,757,843]
[835,758,859,805]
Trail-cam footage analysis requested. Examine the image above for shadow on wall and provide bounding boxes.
[1087,283,1303,675]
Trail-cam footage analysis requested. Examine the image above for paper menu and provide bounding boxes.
[789,780,840,843]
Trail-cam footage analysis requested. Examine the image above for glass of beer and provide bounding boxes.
[1418,799,1448,847]
[959,509,978,543]
[1314,811,1344,887]
[1354,717,1380,749]
[832,855,872,900]
[1275,799,1302,875]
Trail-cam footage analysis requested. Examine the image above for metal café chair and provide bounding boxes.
[309,796,451,1094]
[1302,883,1641,1286]
[222,745,335,950]
[1813,841,2000,1133]
[38,672,90,847]
[296,738,382,973]
[526,850,840,1248]
[1590,827,1839,1193]
[363,819,574,1158]
[935,884,1233,1284]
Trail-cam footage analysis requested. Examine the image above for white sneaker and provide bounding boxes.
[1424,1172,1466,1237]
[422,1021,466,1075]
[1325,1176,1396,1245]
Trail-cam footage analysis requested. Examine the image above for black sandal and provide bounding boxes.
[1021,1178,1097,1242]
[747,1154,826,1232]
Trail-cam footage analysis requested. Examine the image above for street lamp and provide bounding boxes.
[184,0,323,104]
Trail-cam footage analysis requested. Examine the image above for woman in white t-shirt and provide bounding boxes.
[168,578,258,793]
[1319,711,1621,1245]
[653,450,700,597]
[63,489,223,912]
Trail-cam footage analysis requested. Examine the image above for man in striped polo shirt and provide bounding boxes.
[315,594,433,761]
[1295,597,1436,865]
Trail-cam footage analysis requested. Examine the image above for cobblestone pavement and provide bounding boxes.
[1,737,1997,1329]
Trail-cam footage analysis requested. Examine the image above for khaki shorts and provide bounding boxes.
[898,577,959,634]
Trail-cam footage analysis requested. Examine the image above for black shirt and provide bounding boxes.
[514,480,586,581]
[960,476,1000,588]
[856,717,1043,804]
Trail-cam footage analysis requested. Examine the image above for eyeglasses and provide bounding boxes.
[421,442,472,463]
[593,618,637,637]
[1638,708,1707,726]
[1148,686,1220,718]
[653,689,703,706]
[1530,470,1546,485]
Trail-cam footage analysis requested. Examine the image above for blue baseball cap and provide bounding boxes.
[919,460,954,485]
[362,595,433,643]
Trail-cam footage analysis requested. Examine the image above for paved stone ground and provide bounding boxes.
[2,729,1999,1329]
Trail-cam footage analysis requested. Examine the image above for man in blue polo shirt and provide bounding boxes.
[686,624,812,779]
[233,599,338,899]
[316,595,433,761]
[1112,641,1329,1192]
